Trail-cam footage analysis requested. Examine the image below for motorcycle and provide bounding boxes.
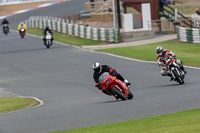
[3,24,9,35]
[19,27,26,38]
[44,32,53,48]
[95,69,133,100]
[165,58,185,84]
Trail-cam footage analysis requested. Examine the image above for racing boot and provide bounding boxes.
[168,73,174,81]
[180,66,187,75]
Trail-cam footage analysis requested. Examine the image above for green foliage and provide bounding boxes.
[171,5,200,14]
[127,7,140,14]
[0,97,39,113]
[26,28,109,46]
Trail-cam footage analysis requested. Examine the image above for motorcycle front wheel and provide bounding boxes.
[127,90,134,99]
[111,86,126,100]
[172,69,184,84]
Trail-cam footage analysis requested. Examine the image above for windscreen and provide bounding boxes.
[99,72,109,83]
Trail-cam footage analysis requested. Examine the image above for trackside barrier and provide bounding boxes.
[25,16,120,43]
[176,27,200,43]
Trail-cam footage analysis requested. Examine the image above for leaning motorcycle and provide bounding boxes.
[3,24,9,35]
[95,69,133,100]
[44,33,53,48]
[19,27,26,38]
[165,58,185,84]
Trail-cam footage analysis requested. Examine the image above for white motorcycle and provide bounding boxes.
[44,33,53,48]
[165,58,185,84]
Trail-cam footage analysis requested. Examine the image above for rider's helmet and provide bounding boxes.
[92,62,102,73]
[156,46,164,56]
[46,26,49,30]
[20,21,24,26]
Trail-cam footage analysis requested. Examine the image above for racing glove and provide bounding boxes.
[98,83,102,90]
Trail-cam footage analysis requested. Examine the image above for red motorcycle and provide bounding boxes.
[19,27,26,38]
[95,69,133,100]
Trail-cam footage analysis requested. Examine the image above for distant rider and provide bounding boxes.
[43,26,54,44]
[92,62,130,95]
[18,22,27,34]
[156,46,187,81]
[1,19,10,32]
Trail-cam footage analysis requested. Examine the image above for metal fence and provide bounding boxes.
[25,16,120,43]
[150,19,176,34]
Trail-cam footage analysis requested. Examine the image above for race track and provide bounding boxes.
[0,1,200,133]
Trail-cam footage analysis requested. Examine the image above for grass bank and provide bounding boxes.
[97,40,200,67]
[0,97,39,113]
[26,28,109,46]
[52,108,200,133]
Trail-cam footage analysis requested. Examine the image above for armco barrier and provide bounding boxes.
[25,16,120,43]
[176,27,200,43]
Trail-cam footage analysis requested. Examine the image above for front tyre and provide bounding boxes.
[172,69,184,84]
[111,86,127,100]
[127,90,134,99]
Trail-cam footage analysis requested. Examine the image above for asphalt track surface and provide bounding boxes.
[0,1,200,133]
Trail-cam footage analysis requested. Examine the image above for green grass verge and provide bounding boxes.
[170,5,200,14]
[97,40,200,67]
[26,28,109,46]
[52,108,200,133]
[0,97,39,113]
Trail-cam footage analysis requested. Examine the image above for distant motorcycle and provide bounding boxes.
[19,27,26,38]
[3,24,9,35]
[165,58,185,84]
[44,32,53,48]
[95,69,133,100]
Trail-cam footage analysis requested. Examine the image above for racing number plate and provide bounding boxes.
[104,78,112,87]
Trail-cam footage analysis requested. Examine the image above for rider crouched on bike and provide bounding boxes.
[156,46,187,81]
[43,26,54,44]
[1,19,10,32]
[18,22,26,33]
[92,62,130,95]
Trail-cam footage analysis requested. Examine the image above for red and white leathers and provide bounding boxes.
[157,50,183,76]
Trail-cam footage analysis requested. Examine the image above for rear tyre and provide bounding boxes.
[111,86,126,100]
[172,69,184,84]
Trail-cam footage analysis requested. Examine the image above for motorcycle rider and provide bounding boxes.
[1,19,10,33]
[43,26,54,44]
[92,62,131,95]
[156,46,187,81]
[18,21,27,33]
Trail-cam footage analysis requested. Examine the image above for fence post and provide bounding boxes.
[26,16,121,43]
[100,28,106,41]
[86,27,91,39]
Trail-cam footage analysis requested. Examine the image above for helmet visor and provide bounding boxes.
[157,50,162,55]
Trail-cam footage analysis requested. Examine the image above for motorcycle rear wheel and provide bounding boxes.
[111,86,127,100]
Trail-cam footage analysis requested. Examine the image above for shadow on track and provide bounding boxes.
[150,82,194,89]
[95,98,134,104]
